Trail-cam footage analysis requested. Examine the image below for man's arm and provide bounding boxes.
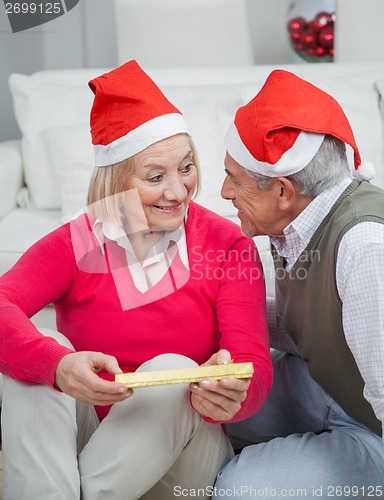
[337,221,384,438]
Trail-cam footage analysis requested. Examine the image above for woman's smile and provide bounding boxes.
[153,203,183,213]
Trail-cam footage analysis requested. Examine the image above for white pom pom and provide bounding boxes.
[353,160,375,181]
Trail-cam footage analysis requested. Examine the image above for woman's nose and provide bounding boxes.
[164,177,188,201]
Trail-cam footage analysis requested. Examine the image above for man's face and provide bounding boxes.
[221,153,285,238]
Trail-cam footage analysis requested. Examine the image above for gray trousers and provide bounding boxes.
[215,351,384,499]
[1,328,233,500]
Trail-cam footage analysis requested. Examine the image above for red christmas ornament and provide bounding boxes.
[300,27,317,49]
[287,16,307,34]
[316,46,327,57]
[318,23,334,51]
[305,48,316,58]
[308,20,320,33]
[290,30,301,43]
[314,11,333,29]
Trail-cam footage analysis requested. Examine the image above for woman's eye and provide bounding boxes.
[180,163,193,174]
[147,175,163,183]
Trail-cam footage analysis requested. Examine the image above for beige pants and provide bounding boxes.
[1,329,233,500]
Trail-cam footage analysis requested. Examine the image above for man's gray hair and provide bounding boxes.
[243,135,352,197]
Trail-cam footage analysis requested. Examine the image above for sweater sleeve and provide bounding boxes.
[213,236,273,423]
[0,225,76,386]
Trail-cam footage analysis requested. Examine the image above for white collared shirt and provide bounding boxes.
[93,219,189,293]
[270,178,384,436]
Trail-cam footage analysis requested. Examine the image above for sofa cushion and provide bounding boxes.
[0,140,23,219]
[44,123,94,222]
[0,208,61,276]
[9,69,107,209]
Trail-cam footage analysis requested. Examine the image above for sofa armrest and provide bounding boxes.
[0,140,24,220]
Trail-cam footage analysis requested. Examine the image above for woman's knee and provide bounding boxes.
[137,353,198,373]
[108,355,199,423]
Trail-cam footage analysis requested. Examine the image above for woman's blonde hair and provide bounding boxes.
[87,135,201,225]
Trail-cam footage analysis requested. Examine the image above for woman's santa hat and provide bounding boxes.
[88,60,189,167]
[224,69,374,181]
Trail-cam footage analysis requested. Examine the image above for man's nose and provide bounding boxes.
[221,175,234,200]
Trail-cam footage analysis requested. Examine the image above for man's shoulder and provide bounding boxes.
[339,181,384,225]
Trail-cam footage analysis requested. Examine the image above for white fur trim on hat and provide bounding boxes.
[352,160,375,181]
[224,123,325,177]
[94,113,190,167]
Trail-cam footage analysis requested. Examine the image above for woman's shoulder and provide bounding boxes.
[188,201,239,230]
[187,202,259,265]
[187,201,251,245]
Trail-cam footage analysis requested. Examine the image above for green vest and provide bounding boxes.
[273,180,384,436]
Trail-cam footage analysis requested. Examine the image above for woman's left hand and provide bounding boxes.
[190,349,250,421]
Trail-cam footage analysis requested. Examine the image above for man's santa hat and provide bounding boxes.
[88,60,189,167]
[224,69,374,181]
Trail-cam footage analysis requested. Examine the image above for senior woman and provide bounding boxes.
[0,61,272,500]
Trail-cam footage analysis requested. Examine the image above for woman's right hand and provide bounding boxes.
[55,351,132,405]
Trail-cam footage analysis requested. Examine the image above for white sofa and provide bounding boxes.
[1,62,384,328]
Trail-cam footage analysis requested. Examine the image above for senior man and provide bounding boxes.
[215,70,384,497]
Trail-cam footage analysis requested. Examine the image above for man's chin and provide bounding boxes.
[240,220,256,238]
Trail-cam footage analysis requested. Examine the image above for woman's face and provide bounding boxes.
[125,134,198,232]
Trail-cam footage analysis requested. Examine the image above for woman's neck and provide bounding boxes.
[127,229,165,263]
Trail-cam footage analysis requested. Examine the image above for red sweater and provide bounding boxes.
[0,202,272,422]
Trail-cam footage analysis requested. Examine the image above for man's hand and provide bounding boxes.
[190,349,250,421]
[55,351,132,405]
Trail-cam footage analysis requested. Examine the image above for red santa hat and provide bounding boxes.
[88,60,189,167]
[224,69,374,181]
